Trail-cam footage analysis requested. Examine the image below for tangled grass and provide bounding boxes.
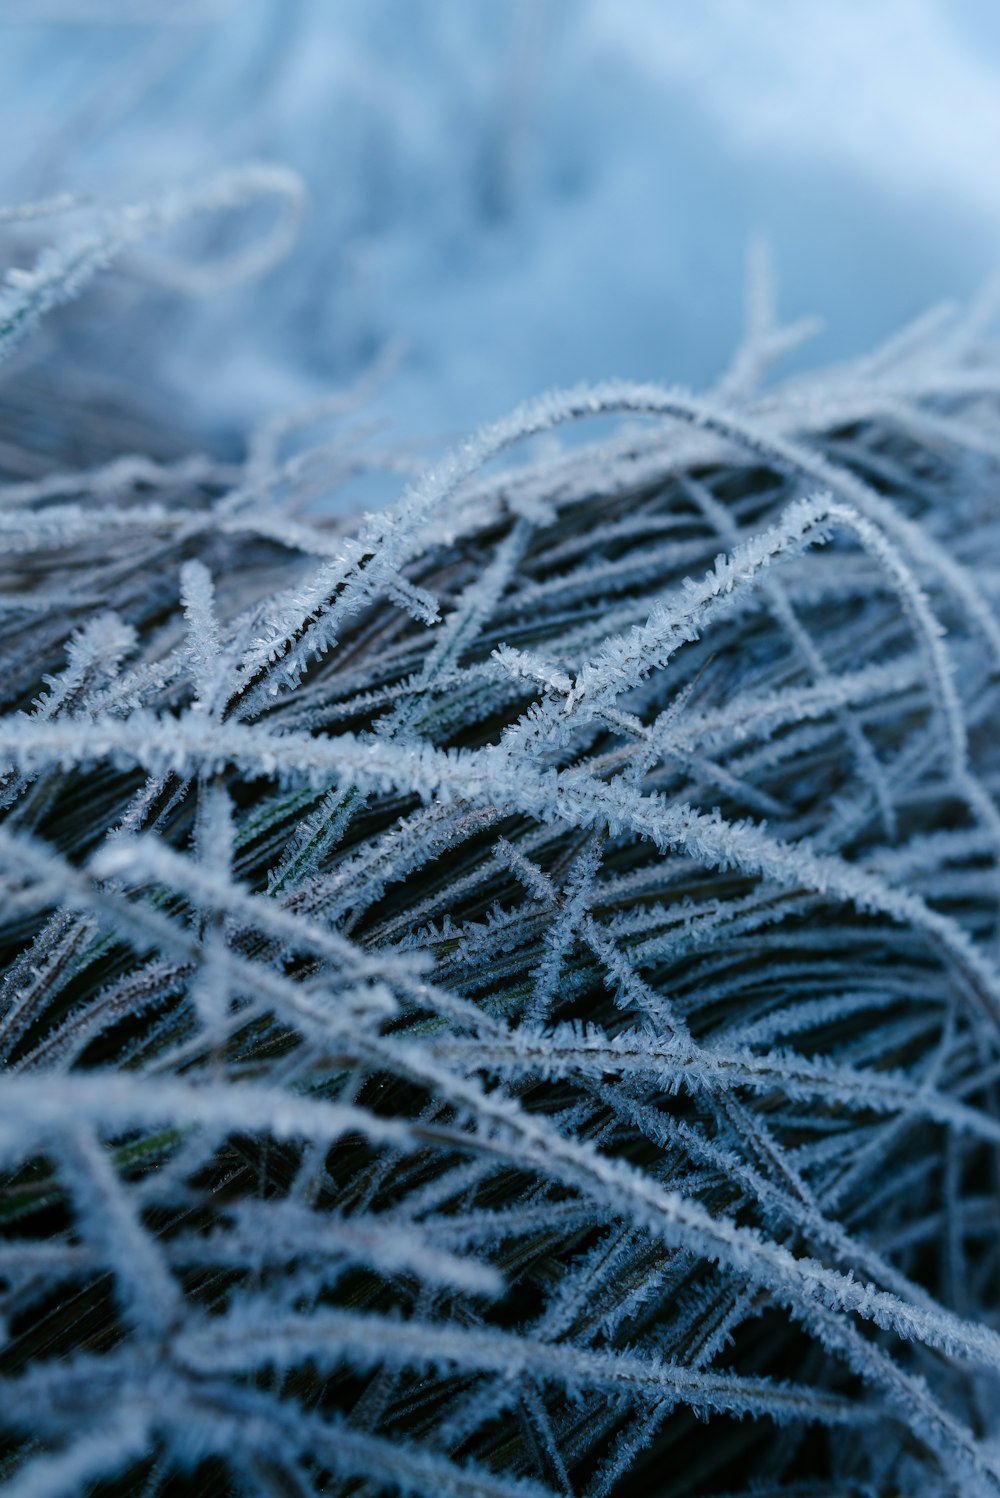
[3,182,1000,1497]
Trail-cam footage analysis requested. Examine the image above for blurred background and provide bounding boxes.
[2,0,1000,462]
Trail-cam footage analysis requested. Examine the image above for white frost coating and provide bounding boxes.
[4,266,1000,1496]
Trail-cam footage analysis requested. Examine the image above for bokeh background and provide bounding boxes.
[3,0,1000,460]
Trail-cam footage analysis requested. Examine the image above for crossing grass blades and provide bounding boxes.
[3,178,1000,1496]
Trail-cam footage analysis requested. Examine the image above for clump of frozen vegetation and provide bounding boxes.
[3,180,1000,1498]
